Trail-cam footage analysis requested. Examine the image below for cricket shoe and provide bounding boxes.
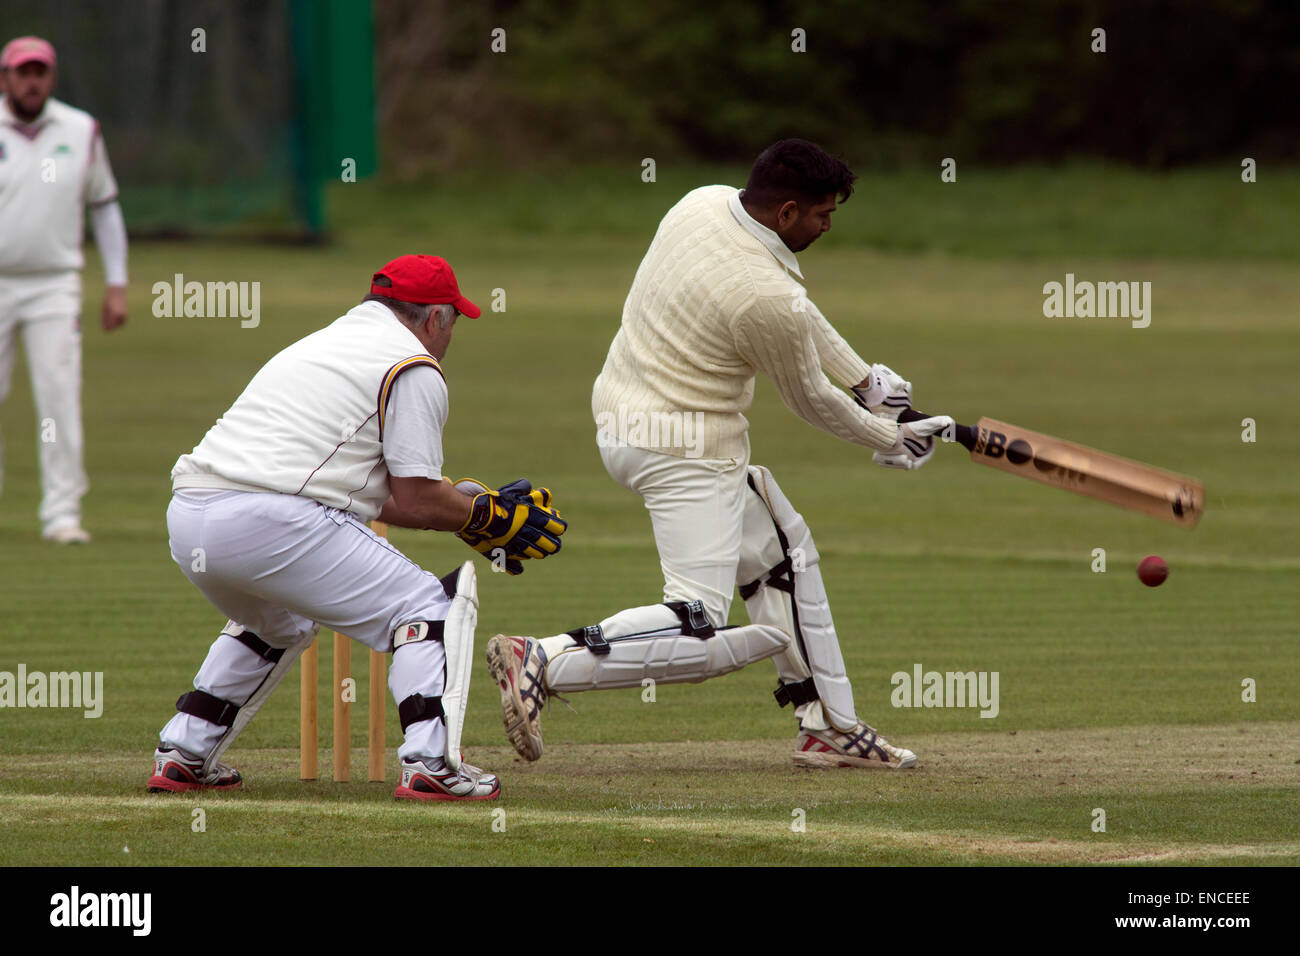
[394,757,500,801]
[485,634,547,762]
[43,522,91,544]
[793,721,917,770]
[146,747,243,792]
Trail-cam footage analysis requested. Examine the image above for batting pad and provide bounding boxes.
[440,561,478,771]
[741,465,858,732]
[545,623,789,693]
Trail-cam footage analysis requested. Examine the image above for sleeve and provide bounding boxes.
[90,200,128,286]
[732,296,899,452]
[805,297,871,388]
[381,365,448,479]
[84,126,119,206]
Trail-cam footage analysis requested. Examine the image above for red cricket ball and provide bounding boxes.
[1137,555,1169,587]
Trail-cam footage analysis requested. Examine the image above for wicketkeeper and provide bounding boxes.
[148,255,567,800]
[487,140,951,769]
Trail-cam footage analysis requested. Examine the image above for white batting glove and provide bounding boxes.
[872,415,955,470]
[853,363,913,420]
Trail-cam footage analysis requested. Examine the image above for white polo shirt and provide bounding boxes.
[0,95,119,275]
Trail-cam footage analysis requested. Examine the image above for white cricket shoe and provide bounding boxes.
[394,757,500,801]
[43,522,91,544]
[147,747,243,793]
[794,721,918,770]
[485,635,547,762]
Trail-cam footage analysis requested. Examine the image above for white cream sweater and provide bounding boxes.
[592,185,898,459]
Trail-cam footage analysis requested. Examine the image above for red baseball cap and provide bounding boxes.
[370,254,481,318]
[1,37,56,70]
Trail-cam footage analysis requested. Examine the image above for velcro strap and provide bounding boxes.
[665,600,715,637]
[773,677,819,709]
[392,620,445,651]
[766,556,795,593]
[567,625,610,656]
[739,556,796,600]
[176,689,239,727]
[225,628,285,663]
[398,694,445,732]
[439,569,460,598]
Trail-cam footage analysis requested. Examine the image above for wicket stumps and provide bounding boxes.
[299,520,389,782]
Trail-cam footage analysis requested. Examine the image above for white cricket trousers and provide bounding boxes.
[592,437,845,732]
[161,489,453,764]
[598,436,752,628]
[0,272,87,533]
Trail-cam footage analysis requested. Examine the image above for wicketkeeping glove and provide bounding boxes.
[453,478,567,575]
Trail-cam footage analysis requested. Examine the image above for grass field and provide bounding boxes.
[1,166,1297,866]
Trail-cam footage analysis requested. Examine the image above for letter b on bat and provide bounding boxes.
[983,431,1007,459]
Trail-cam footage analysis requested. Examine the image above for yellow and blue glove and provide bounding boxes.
[454,478,567,575]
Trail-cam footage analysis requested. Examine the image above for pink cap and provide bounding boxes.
[1,36,57,70]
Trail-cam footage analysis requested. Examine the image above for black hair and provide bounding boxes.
[742,138,856,209]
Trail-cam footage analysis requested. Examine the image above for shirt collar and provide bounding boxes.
[727,188,803,279]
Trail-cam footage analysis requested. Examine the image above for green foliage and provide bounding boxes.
[377,0,1300,172]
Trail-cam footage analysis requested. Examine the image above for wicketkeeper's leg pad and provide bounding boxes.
[437,561,477,771]
[391,561,478,771]
[544,601,789,693]
[738,465,858,732]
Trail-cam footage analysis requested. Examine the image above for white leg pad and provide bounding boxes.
[545,622,790,693]
[740,465,858,732]
[439,562,478,771]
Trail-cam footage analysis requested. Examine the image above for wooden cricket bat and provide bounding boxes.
[900,411,1205,527]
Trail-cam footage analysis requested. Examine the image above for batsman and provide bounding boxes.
[488,139,952,769]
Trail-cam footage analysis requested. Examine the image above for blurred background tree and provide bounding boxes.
[375,0,1300,176]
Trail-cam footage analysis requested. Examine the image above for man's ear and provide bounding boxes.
[776,199,800,229]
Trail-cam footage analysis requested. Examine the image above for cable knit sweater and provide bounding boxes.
[592,184,899,459]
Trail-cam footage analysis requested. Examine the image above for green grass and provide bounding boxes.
[331,162,1300,259]
[1,166,1298,865]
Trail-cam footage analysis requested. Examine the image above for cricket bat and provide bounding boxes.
[900,411,1205,527]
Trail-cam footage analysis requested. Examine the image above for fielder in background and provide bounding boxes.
[0,36,128,544]
[488,139,951,770]
[149,255,567,801]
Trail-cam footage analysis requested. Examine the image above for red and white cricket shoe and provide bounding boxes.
[794,721,917,770]
[394,757,500,801]
[485,634,547,762]
[146,747,243,793]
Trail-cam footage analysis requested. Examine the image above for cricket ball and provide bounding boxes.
[1137,555,1168,587]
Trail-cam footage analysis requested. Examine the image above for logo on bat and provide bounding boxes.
[974,427,1088,485]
